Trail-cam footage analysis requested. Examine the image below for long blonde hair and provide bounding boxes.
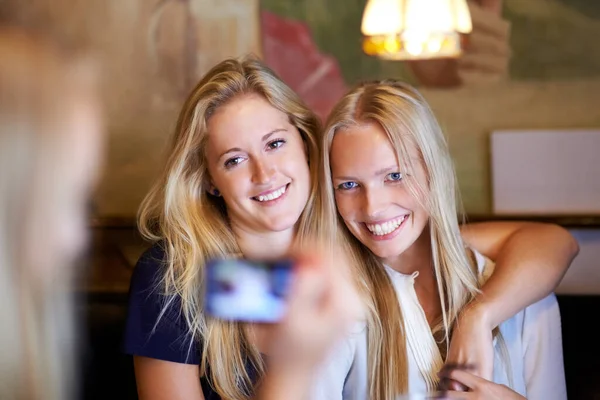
[0,27,96,400]
[137,55,328,399]
[322,80,499,398]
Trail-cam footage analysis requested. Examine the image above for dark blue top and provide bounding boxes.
[124,243,257,399]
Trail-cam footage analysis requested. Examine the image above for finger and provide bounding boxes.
[288,265,327,308]
[440,363,477,372]
[438,363,477,388]
[440,390,475,399]
[287,239,330,272]
[438,376,468,393]
[289,244,364,325]
[292,251,327,276]
[477,0,503,15]
[447,379,468,391]
[446,368,487,390]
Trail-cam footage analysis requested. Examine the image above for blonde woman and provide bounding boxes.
[124,57,576,400]
[0,27,103,399]
[321,80,575,399]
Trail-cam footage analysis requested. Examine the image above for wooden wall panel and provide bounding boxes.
[7,0,262,216]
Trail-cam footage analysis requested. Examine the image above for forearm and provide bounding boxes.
[468,223,578,329]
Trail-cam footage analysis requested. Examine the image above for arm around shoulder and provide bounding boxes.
[445,223,576,380]
[460,221,579,329]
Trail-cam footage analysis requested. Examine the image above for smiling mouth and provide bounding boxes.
[251,184,289,202]
[365,215,408,236]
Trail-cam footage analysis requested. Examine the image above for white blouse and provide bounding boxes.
[310,250,567,400]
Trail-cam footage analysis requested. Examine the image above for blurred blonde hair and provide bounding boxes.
[137,56,334,399]
[321,80,508,399]
[0,27,96,400]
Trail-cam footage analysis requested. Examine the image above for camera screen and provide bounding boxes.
[205,258,295,322]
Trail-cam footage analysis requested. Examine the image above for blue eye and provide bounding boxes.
[267,139,286,150]
[337,181,358,190]
[386,172,403,182]
[224,157,243,169]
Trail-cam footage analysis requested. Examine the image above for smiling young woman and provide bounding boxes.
[319,79,574,400]
[124,56,339,400]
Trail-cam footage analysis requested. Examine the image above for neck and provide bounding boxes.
[385,227,442,325]
[232,223,296,260]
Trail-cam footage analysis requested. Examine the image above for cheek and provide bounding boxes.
[299,161,311,184]
[30,195,87,276]
[209,166,246,196]
[408,198,430,229]
[55,184,89,258]
[334,194,356,221]
[284,151,311,183]
[417,208,430,224]
[286,133,311,171]
[407,187,429,218]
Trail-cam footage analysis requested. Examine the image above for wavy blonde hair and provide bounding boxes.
[321,80,508,398]
[0,27,96,400]
[137,56,330,399]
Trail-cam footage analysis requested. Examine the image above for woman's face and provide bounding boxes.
[30,90,104,276]
[59,95,103,260]
[205,94,311,235]
[329,121,429,262]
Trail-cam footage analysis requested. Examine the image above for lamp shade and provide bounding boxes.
[361,0,472,60]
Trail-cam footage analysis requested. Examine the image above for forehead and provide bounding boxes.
[330,121,422,175]
[330,122,396,171]
[207,94,290,145]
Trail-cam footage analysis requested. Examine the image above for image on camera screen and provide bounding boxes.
[205,258,294,322]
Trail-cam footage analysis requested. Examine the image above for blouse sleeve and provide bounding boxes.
[472,248,567,399]
[123,243,200,364]
[521,294,567,400]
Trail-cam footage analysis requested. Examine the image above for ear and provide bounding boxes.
[204,180,221,197]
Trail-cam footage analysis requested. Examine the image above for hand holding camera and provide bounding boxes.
[205,246,364,400]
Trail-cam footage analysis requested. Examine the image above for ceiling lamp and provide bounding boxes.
[361,0,472,60]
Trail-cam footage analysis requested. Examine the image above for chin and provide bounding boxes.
[264,213,301,233]
[266,222,295,233]
[367,245,397,259]
[361,237,408,260]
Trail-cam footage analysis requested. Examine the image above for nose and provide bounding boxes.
[363,186,388,219]
[251,157,276,185]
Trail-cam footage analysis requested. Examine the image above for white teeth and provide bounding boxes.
[366,215,407,236]
[255,185,287,202]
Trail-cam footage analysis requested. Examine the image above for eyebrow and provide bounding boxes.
[333,165,397,181]
[374,166,396,176]
[218,128,288,160]
[262,128,287,142]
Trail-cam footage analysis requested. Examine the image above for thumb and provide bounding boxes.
[287,256,328,310]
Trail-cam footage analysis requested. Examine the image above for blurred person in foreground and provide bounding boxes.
[0,25,357,400]
[0,25,102,400]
